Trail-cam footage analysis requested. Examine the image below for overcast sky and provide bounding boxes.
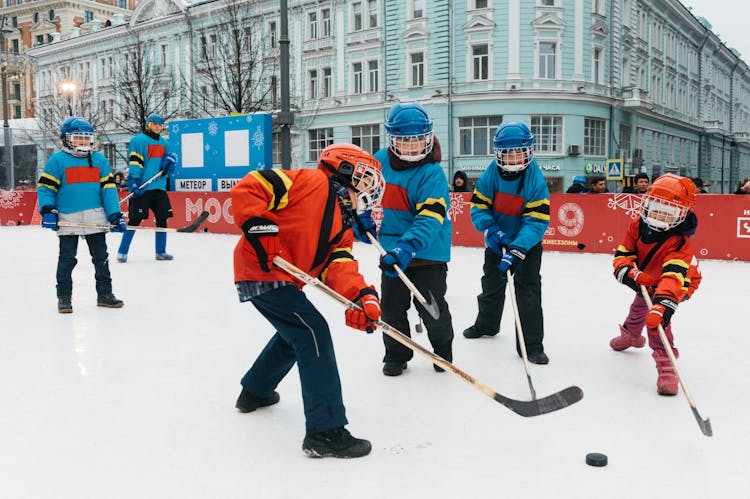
[681,1,750,64]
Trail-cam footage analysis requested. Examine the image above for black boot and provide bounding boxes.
[302,427,371,458]
[235,389,280,413]
[462,325,497,339]
[527,351,549,365]
[382,362,407,376]
[58,296,72,314]
[97,293,124,308]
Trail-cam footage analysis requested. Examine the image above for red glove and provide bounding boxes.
[615,265,656,293]
[241,216,280,272]
[345,287,380,333]
[645,296,678,334]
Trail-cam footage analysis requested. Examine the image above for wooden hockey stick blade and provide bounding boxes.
[176,211,210,232]
[494,385,584,417]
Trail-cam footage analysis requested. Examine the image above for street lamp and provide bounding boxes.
[1,14,14,190]
[60,81,77,116]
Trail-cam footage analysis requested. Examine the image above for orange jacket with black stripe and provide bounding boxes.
[613,215,702,302]
[231,168,371,302]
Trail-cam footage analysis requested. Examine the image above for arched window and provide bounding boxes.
[33,12,40,23]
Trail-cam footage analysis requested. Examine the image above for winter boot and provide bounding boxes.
[58,296,72,314]
[155,232,173,260]
[235,389,280,413]
[610,324,646,351]
[302,427,372,458]
[527,351,550,365]
[116,253,128,263]
[652,349,679,396]
[382,362,407,376]
[97,293,124,308]
[155,253,174,261]
[462,325,497,339]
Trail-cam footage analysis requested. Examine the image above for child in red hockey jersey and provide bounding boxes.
[610,174,701,395]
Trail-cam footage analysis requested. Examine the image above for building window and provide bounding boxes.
[410,52,425,87]
[368,60,379,92]
[593,48,603,84]
[459,116,503,156]
[473,0,488,8]
[322,9,331,37]
[530,115,563,154]
[269,21,277,48]
[367,0,378,28]
[308,12,318,40]
[14,106,21,119]
[309,70,318,99]
[84,11,94,22]
[36,35,44,46]
[593,0,604,15]
[309,128,334,161]
[322,67,332,98]
[12,39,19,54]
[540,0,555,5]
[411,0,425,19]
[351,124,380,154]
[352,2,362,31]
[619,124,632,160]
[119,0,126,8]
[33,12,39,23]
[472,44,489,81]
[538,42,556,79]
[272,132,281,165]
[48,9,55,21]
[584,117,607,157]
[200,86,209,109]
[352,62,363,94]
[11,16,17,28]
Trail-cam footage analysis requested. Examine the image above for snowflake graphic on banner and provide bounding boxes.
[608,193,644,219]
[252,127,265,149]
[0,190,23,209]
[171,124,180,134]
[448,193,471,222]
[207,121,219,136]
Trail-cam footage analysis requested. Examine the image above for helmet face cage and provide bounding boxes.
[640,174,696,231]
[350,161,385,212]
[493,122,535,173]
[387,131,434,162]
[66,132,96,153]
[494,146,533,173]
[318,144,385,212]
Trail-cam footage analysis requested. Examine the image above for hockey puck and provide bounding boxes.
[585,452,608,467]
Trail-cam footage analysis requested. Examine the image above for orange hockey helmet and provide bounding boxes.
[640,173,697,231]
[318,143,385,211]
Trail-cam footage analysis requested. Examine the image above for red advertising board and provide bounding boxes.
[2,190,748,261]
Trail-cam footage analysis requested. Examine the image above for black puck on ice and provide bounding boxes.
[585,452,608,467]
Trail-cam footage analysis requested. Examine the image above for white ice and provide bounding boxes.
[1,226,748,499]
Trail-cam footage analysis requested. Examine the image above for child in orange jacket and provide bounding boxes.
[610,174,701,395]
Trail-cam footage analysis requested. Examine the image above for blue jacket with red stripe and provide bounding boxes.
[127,131,170,191]
[373,148,451,262]
[37,150,119,216]
[469,159,550,252]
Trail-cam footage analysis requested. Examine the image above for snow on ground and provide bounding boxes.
[0,226,747,499]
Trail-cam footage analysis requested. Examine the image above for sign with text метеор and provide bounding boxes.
[168,113,272,192]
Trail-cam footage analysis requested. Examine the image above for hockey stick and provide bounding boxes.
[640,285,713,437]
[505,267,537,400]
[365,232,440,320]
[119,171,164,205]
[273,256,583,417]
[57,211,210,234]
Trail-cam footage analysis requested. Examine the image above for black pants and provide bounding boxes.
[381,263,454,364]
[473,244,545,356]
[127,190,173,226]
[56,233,112,298]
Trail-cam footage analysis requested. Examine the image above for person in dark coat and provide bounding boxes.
[452,170,470,192]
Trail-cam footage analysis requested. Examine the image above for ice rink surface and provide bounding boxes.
[1,226,747,499]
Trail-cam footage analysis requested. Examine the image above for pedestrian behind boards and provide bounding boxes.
[463,121,551,365]
[116,113,178,263]
[610,174,701,395]
[37,117,127,313]
[230,143,385,458]
[565,175,587,193]
[452,170,470,192]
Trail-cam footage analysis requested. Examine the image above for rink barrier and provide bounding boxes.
[2,190,748,261]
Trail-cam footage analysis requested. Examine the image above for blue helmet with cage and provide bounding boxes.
[60,116,95,153]
[147,113,165,125]
[493,121,534,176]
[384,102,434,162]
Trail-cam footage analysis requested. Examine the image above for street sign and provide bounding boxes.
[606,158,624,180]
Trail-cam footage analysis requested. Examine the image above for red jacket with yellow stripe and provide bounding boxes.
[231,168,370,302]
[613,216,702,302]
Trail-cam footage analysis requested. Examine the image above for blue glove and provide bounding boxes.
[41,208,58,231]
[381,241,417,278]
[484,225,511,255]
[160,152,178,175]
[353,210,376,244]
[498,247,526,278]
[127,177,144,197]
[108,212,127,232]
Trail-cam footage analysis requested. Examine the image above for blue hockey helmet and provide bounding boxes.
[385,102,434,162]
[60,116,95,153]
[147,113,165,125]
[572,175,586,185]
[493,121,534,175]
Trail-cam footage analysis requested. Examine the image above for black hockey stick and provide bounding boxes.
[273,256,583,417]
[640,286,713,437]
[57,211,210,234]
